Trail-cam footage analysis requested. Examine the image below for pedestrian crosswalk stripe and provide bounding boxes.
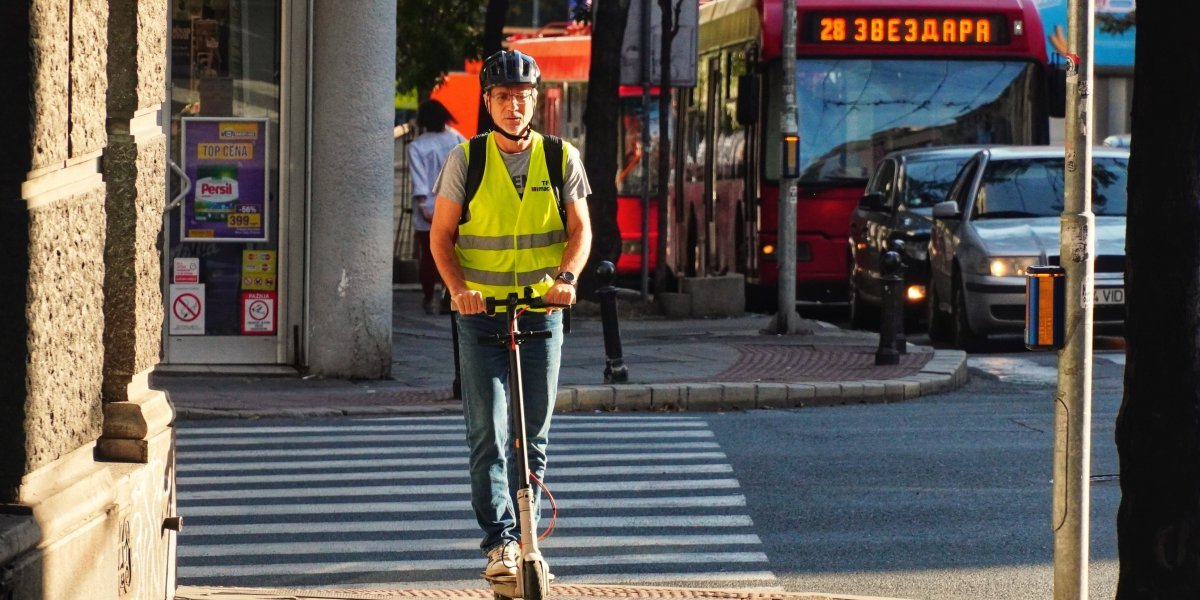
[177,463,733,485]
[180,478,740,501]
[176,515,755,536]
[179,418,708,437]
[177,551,769,578]
[177,452,730,473]
[180,495,747,517]
[176,415,772,587]
[176,429,714,446]
[179,440,721,460]
[179,534,764,558]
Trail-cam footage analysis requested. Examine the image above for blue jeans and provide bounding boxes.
[456,310,562,553]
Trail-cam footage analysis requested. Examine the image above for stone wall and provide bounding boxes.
[0,1,177,599]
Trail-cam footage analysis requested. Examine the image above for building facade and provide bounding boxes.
[0,1,396,598]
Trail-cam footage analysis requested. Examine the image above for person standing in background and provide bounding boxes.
[408,100,466,314]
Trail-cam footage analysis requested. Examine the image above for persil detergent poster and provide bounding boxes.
[181,117,269,242]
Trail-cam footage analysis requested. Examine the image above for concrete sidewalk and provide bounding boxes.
[158,285,965,600]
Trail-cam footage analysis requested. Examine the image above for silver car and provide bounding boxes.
[927,146,1129,350]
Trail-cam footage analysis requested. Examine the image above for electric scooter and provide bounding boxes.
[477,287,566,600]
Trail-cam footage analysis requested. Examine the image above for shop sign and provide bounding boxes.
[169,284,206,335]
[241,291,276,335]
[241,250,277,291]
[181,117,269,242]
[174,257,200,284]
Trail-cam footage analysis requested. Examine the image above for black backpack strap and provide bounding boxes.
[542,134,567,231]
[460,133,489,225]
[462,132,567,230]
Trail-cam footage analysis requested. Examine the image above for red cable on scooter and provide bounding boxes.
[510,306,559,542]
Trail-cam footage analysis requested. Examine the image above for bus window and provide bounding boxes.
[616,98,668,197]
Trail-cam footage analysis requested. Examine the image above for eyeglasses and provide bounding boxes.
[491,90,535,104]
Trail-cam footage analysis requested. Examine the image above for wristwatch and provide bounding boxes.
[555,271,576,286]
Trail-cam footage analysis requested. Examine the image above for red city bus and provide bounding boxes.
[507,31,667,278]
[680,0,1064,309]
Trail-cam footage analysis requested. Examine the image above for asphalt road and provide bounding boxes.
[709,346,1124,600]
[175,337,1126,599]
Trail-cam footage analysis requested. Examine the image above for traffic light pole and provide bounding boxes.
[1053,0,1095,598]
[772,0,802,334]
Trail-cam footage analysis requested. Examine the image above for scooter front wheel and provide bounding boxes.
[522,560,550,600]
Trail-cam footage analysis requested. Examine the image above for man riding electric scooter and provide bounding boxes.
[427,49,593,597]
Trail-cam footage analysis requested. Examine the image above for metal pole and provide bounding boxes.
[773,0,800,333]
[1052,0,1094,597]
[639,0,652,299]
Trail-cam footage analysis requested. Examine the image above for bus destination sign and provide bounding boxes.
[805,13,1009,45]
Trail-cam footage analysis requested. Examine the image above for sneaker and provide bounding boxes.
[421,298,436,315]
[484,540,519,578]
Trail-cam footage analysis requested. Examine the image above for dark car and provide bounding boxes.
[848,146,983,330]
[927,145,1129,350]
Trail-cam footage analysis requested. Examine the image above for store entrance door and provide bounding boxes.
[162,0,298,365]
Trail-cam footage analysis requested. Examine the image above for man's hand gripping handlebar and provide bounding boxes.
[476,287,571,348]
[453,279,577,316]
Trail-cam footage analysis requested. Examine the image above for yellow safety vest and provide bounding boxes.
[455,132,568,308]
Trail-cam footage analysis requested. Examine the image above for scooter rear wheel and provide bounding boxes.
[522,560,550,600]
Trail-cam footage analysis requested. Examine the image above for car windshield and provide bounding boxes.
[975,157,1128,218]
[903,156,972,209]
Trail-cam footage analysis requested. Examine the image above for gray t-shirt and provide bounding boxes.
[431,138,592,209]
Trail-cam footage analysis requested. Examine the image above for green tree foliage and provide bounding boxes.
[396,0,485,99]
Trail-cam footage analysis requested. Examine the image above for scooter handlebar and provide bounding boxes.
[484,294,570,316]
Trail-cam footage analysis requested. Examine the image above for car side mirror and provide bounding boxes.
[932,200,960,219]
[858,192,887,211]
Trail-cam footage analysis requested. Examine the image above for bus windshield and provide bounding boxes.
[766,58,1044,184]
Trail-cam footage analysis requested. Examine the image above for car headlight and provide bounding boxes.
[983,257,1040,278]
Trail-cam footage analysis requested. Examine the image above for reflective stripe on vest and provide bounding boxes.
[455,132,567,307]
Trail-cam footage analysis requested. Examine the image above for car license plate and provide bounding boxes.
[1095,287,1124,305]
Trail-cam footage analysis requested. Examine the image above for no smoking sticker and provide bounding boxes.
[241,291,276,335]
[169,284,205,335]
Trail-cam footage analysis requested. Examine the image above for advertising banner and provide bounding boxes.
[181,117,270,242]
[1035,0,1135,68]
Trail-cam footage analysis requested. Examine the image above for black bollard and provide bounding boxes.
[596,260,629,383]
[875,250,903,366]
